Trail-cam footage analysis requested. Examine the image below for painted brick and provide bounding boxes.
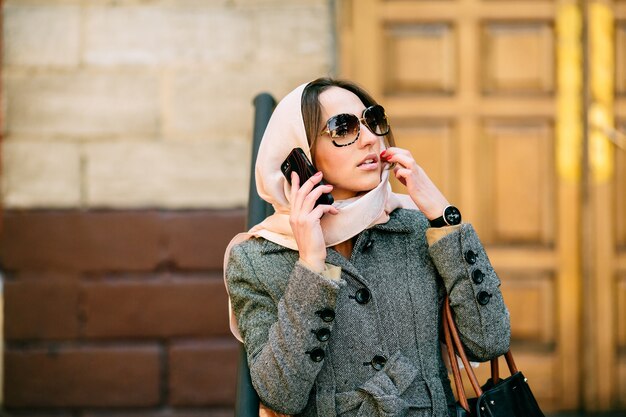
[165,209,245,270]
[0,211,163,271]
[253,6,333,70]
[81,277,230,338]
[4,276,80,341]
[81,410,234,417]
[84,141,250,208]
[83,4,253,66]
[4,71,159,138]
[235,0,324,6]
[164,67,330,143]
[3,3,81,67]
[1,413,74,417]
[1,141,80,208]
[0,209,245,271]
[164,69,258,142]
[168,339,238,406]
[4,346,161,407]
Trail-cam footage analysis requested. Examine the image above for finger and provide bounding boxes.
[310,202,339,219]
[294,171,324,210]
[394,167,411,186]
[384,152,417,170]
[381,147,410,158]
[301,184,334,214]
[289,171,300,211]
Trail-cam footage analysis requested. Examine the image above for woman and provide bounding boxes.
[224,78,510,417]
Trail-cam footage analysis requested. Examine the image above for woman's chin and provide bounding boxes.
[354,180,382,196]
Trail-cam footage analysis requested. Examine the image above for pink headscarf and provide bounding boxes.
[224,81,417,341]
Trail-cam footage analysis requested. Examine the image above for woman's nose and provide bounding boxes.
[357,121,377,148]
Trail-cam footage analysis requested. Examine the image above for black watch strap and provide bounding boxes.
[429,205,462,227]
[429,215,448,228]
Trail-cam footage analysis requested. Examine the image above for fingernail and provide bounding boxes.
[315,171,322,176]
[380,150,387,157]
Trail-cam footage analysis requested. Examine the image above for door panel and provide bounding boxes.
[482,22,555,94]
[483,120,555,244]
[383,23,456,94]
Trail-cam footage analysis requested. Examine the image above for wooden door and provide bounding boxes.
[337,0,583,411]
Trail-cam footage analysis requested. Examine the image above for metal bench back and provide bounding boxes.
[234,92,276,417]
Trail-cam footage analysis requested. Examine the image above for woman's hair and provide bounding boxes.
[301,77,396,159]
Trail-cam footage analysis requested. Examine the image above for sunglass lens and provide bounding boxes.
[364,105,389,136]
[327,114,359,145]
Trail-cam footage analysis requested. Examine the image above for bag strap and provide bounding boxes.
[442,301,471,411]
[442,296,518,411]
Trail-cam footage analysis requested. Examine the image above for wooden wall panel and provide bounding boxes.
[391,121,457,199]
[500,271,555,344]
[483,120,554,244]
[482,22,554,94]
[383,23,456,94]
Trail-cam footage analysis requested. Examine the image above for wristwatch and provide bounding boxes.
[429,205,462,227]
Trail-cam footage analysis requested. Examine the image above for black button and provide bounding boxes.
[306,348,325,362]
[316,308,335,323]
[355,288,371,304]
[477,291,492,305]
[464,250,477,265]
[371,355,387,371]
[363,239,374,251]
[472,269,485,284]
[312,328,331,342]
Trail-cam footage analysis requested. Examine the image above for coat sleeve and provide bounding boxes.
[225,243,345,414]
[427,223,511,361]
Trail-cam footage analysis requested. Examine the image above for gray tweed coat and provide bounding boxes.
[226,208,511,417]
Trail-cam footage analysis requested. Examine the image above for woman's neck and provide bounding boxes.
[333,237,355,259]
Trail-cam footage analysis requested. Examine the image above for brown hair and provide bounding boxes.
[301,77,395,159]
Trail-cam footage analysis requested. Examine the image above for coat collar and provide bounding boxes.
[259,208,416,255]
[370,208,416,234]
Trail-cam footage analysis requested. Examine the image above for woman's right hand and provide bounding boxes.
[289,171,338,273]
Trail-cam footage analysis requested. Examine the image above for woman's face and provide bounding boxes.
[313,87,384,200]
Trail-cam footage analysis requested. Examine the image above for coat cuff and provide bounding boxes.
[427,223,510,360]
[426,223,500,293]
[269,261,346,374]
[299,259,342,281]
[425,224,462,246]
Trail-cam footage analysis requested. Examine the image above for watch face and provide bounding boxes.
[444,206,462,225]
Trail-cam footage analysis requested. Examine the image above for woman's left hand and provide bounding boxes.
[381,147,450,221]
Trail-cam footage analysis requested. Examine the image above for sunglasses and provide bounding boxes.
[319,105,390,147]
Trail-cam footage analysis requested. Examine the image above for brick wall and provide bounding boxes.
[1,0,333,209]
[2,209,246,416]
[1,0,334,414]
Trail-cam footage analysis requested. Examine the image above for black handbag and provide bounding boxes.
[442,296,546,417]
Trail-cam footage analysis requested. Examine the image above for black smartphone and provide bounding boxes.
[281,148,334,207]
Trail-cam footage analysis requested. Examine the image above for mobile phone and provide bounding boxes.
[281,148,334,207]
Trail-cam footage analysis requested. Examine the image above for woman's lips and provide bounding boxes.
[357,160,379,171]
